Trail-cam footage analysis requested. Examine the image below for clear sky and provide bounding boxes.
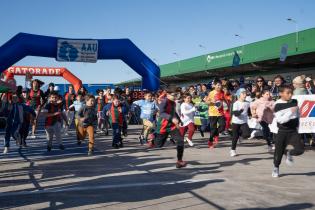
[1,0,314,86]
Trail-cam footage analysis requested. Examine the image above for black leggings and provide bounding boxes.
[231,123,250,150]
[154,128,184,161]
[208,116,225,142]
[274,131,304,167]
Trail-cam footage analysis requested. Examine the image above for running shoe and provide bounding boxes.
[230,150,237,157]
[3,147,9,154]
[285,151,294,166]
[30,135,36,139]
[88,150,94,156]
[272,167,279,178]
[186,138,194,147]
[176,160,187,168]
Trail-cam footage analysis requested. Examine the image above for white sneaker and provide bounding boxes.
[3,147,9,154]
[230,150,237,157]
[285,151,294,166]
[186,138,194,147]
[30,135,36,139]
[272,167,279,178]
[272,145,275,150]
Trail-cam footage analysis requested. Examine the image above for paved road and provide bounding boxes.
[0,125,314,210]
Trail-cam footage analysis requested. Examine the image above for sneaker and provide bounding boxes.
[272,145,275,150]
[59,144,65,150]
[272,167,279,178]
[113,144,120,149]
[47,145,52,152]
[119,142,124,148]
[3,147,9,154]
[138,135,144,145]
[268,145,273,153]
[230,150,237,157]
[213,136,219,145]
[64,132,69,136]
[248,130,257,140]
[147,141,155,148]
[285,151,294,166]
[30,135,36,139]
[176,160,187,169]
[200,130,204,137]
[186,138,194,147]
[88,150,94,156]
[208,141,214,149]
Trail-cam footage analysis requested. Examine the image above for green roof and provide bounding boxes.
[118,28,315,85]
[160,28,315,77]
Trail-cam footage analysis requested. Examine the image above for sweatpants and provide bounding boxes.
[179,122,196,140]
[154,129,184,161]
[274,131,304,168]
[45,122,62,147]
[231,123,250,150]
[208,116,226,142]
[260,121,272,146]
[112,123,123,145]
[4,123,20,147]
[77,125,95,150]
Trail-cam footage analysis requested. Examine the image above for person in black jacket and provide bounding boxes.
[272,85,304,178]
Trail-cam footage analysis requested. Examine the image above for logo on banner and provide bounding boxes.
[300,100,315,118]
[57,39,98,63]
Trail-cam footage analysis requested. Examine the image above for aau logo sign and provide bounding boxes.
[58,41,79,61]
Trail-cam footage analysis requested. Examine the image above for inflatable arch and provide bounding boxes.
[0,33,160,91]
[4,66,82,93]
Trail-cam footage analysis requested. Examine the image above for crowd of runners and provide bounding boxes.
[1,74,315,177]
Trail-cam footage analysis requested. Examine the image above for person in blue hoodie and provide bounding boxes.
[3,94,24,154]
[132,92,158,144]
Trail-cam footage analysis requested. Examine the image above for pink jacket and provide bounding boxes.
[250,98,275,124]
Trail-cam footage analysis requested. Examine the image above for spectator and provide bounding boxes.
[292,75,308,95]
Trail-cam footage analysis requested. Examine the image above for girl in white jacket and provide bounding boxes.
[180,93,196,147]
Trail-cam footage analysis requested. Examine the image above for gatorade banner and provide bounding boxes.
[293,95,315,133]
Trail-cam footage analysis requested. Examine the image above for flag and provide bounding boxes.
[280,44,288,62]
[232,51,240,67]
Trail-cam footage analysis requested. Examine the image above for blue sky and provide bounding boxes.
[1,0,314,86]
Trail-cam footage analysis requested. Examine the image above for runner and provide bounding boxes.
[272,85,305,178]
[230,88,250,157]
[206,79,226,148]
[154,86,187,169]
[42,91,68,152]
[29,79,46,139]
[77,94,98,155]
[96,89,106,134]
[64,85,75,135]
[179,93,196,147]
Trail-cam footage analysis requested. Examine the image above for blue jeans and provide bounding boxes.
[4,122,19,147]
[112,123,122,145]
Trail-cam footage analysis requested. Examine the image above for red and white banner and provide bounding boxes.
[6,66,63,76]
[293,95,315,133]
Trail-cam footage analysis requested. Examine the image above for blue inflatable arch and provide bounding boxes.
[0,33,160,91]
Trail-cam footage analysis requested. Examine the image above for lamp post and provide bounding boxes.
[234,34,245,62]
[287,18,299,52]
[173,52,181,72]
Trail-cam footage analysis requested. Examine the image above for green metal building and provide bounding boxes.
[120,28,315,88]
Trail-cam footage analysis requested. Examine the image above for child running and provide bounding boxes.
[132,92,158,145]
[155,86,187,168]
[77,94,98,155]
[42,91,68,152]
[180,93,196,147]
[250,89,275,152]
[272,85,304,178]
[96,89,106,134]
[206,79,226,148]
[230,88,250,157]
[69,94,85,144]
[104,95,124,149]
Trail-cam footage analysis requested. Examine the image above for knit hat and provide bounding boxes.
[235,88,246,98]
